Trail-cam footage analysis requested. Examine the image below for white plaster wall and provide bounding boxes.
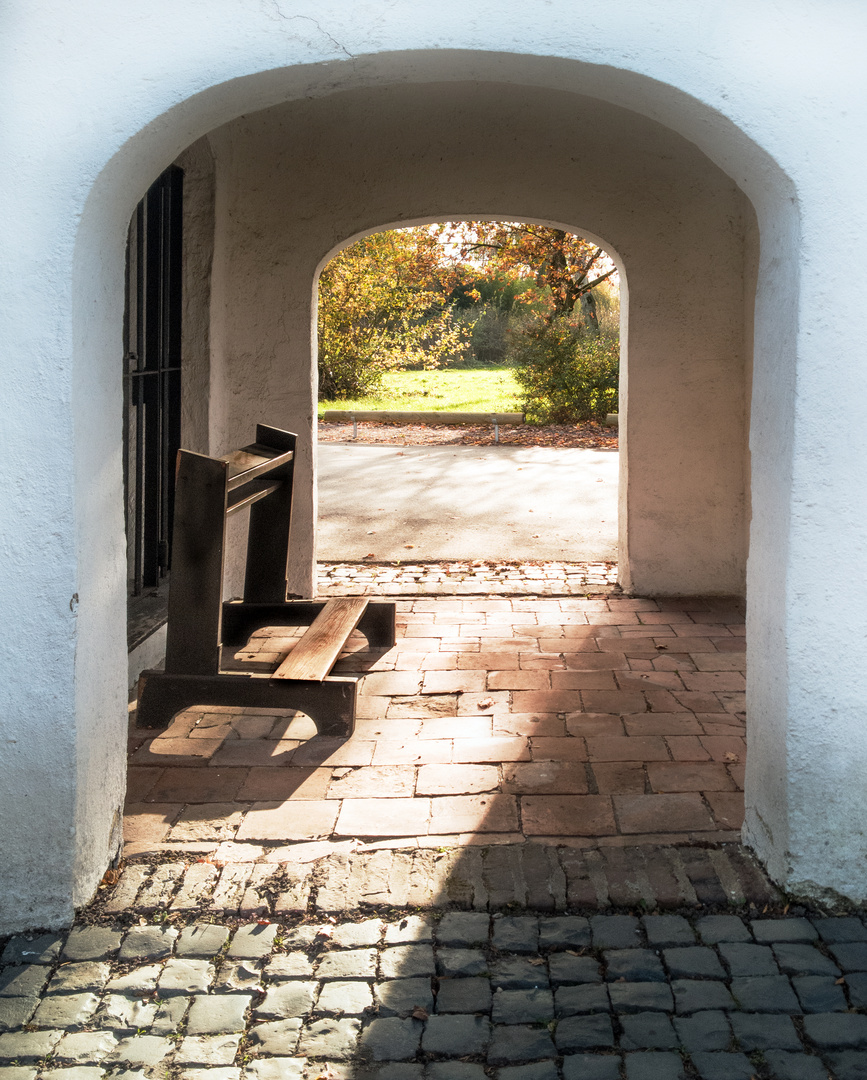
[1,0,866,927]
[206,80,749,601]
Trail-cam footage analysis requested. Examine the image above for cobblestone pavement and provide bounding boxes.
[317,562,619,598]
[3,908,867,1078]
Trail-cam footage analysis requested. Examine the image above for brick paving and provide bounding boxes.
[127,568,745,856]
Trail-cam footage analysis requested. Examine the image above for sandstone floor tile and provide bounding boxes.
[638,610,695,624]
[335,798,431,837]
[168,803,245,841]
[615,671,686,692]
[716,692,746,714]
[671,691,726,713]
[586,611,639,624]
[681,672,746,693]
[387,695,460,718]
[712,638,747,653]
[416,764,499,795]
[646,761,736,793]
[456,691,512,714]
[429,794,519,834]
[565,714,625,737]
[420,653,460,670]
[359,672,423,696]
[511,691,582,713]
[641,690,682,713]
[502,762,588,795]
[290,738,375,767]
[561,652,627,671]
[705,791,745,830]
[519,653,566,670]
[591,762,647,794]
[326,766,416,799]
[614,793,716,834]
[621,714,703,737]
[551,671,619,691]
[352,716,422,741]
[418,716,492,740]
[130,739,222,766]
[699,736,746,762]
[521,795,616,836]
[450,738,530,763]
[580,691,647,714]
[145,768,249,803]
[528,737,588,762]
[487,671,551,691]
[664,736,712,760]
[658,637,716,652]
[586,736,669,762]
[461,652,522,670]
[235,767,332,802]
[691,653,746,671]
[123,805,182,844]
[126,767,160,803]
[422,671,488,695]
[651,654,697,672]
[208,740,300,768]
[235,800,340,841]
[372,740,453,765]
[494,713,566,737]
[729,763,745,789]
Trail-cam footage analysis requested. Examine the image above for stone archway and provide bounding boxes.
[3,38,822,931]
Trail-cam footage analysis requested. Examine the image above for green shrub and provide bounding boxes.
[511,317,619,423]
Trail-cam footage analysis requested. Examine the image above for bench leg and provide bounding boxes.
[358,602,396,648]
[136,672,358,738]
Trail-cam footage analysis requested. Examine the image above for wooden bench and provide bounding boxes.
[136,424,395,735]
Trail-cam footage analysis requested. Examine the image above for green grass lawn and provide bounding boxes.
[317,366,522,418]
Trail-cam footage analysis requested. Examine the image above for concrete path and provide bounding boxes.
[317,444,618,562]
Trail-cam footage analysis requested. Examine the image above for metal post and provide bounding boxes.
[351,412,357,440]
[491,414,499,444]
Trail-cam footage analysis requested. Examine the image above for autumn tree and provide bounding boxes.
[318,228,466,399]
[444,223,616,329]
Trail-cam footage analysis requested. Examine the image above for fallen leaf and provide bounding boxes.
[527,957,546,966]
[405,544,415,549]
[364,553,376,559]
[836,977,846,985]
[256,919,271,926]
[656,644,668,651]
[724,751,740,763]
[412,1006,429,1020]
[477,698,495,708]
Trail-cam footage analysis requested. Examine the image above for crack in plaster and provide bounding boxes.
[263,1,355,59]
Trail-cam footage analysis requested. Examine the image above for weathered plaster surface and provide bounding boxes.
[0,1,865,928]
[206,80,749,600]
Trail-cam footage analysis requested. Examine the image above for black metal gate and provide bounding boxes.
[123,166,184,599]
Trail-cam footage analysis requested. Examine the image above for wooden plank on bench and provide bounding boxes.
[272,598,370,682]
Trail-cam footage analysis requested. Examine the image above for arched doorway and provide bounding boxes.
[4,44,813,931]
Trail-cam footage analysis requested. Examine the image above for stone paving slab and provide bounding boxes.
[127,588,746,858]
[2,911,866,1076]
